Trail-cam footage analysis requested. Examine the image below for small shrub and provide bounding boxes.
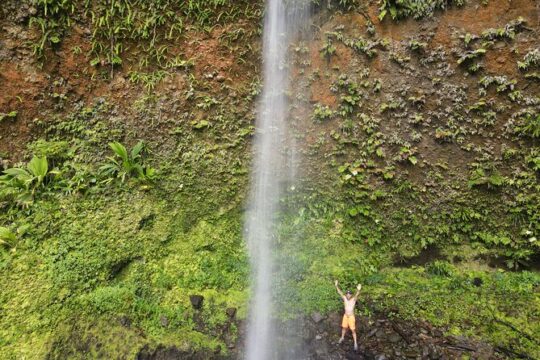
[378,0,464,21]
[0,111,17,123]
[426,261,455,277]
[481,17,526,41]
[468,165,505,189]
[514,112,540,138]
[100,141,156,183]
[320,40,336,62]
[312,104,334,122]
[517,49,540,71]
[408,39,427,52]
[0,227,17,249]
[0,156,58,207]
[457,48,486,66]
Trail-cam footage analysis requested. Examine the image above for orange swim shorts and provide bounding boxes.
[341,314,356,330]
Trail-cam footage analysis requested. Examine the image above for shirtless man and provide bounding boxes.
[335,280,362,351]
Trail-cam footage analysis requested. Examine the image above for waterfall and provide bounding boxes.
[245,1,310,359]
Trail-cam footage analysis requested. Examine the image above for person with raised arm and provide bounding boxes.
[335,280,362,351]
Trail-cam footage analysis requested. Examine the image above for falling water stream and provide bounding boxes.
[245,1,310,359]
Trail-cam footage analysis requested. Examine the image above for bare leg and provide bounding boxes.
[339,327,346,343]
[352,330,358,351]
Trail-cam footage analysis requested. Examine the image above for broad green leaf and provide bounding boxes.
[4,168,30,177]
[28,156,49,178]
[0,227,17,246]
[131,141,145,159]
[109,142,129,163]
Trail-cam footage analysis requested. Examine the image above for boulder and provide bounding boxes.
[119,316,131,328]
[473,277,483,287]
[189,295,204,309]
[403,349,419,358]
[311,312,325,323]
[160,315,169,327]
[389,333,402,343]
[367,327,379,338]
[226,307,237,318]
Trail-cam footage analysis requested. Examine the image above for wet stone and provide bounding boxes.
[311,312,325,323]
[403,348,419,358]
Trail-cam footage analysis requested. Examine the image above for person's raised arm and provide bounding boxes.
[335,280,345,298]
[354,284,362,300]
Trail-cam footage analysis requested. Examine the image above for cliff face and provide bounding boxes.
[289,0,540,267]
[0,1,538,359]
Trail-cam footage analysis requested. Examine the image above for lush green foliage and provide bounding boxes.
[2,1,538,358]
[29,0,261,69]
[0,189,248,358]
[378,0,464,21]
[366,267,540,357]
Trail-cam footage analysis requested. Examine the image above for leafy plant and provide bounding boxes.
[27,140,73,167]
[312,104,334,122]
[100,141,156,183]
[378,0,464,21]
[128,70,170,93]
[0,156,57,207]
[479,76,516,96]
[468,165,505,189]
[29,0,75,58]
[341,36,382,58]
[426,261,455,277]
[461,32,478,47]
[525,149,540,172]
[524,72,540,81]
[456,48,486,66]
[320,40,336,62]
[513,112,540,139]
[0,111,18,123]
[481,17,526,41]
[0,227,17,249]
[517,49,540,71]
[408,39,427,52]
[396,146,418,165]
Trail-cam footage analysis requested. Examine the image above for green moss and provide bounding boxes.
[364,268,540,356]
[0,186,249,359]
